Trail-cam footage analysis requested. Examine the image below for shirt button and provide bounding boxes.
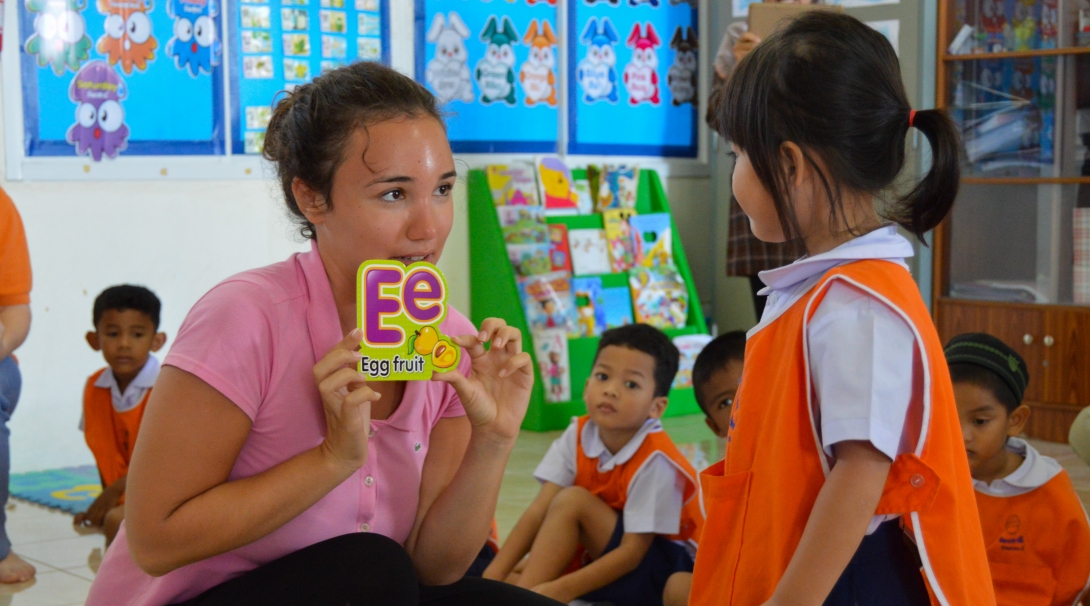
[364,476,374,487]
[359,523,370,532]
[369,428,376,438]
[910,474,925,488]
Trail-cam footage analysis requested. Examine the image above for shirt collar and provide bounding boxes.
[973,437,1064,496]
[581,417,662,470]
[93,355,161,392]
[757,225,914,295]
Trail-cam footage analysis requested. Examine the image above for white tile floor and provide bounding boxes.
[0,501,101,605]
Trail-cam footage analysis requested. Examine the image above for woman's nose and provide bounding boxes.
[407,203,439,241]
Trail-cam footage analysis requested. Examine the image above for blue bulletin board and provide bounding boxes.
[568,0,698,158]
[414,0,559,154]
[19,0,226,158]
[228,0,389,154]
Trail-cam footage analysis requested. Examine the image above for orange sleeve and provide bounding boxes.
[1053,492,1090,606]
[0,188,31,306]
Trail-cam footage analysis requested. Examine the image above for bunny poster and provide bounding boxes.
[568,0,698,157]
[416,0,558,153]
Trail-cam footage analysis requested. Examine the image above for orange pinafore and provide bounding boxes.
[83,369,150,499]
[976,470,1090,606]
[574,416,704,545]
[689,260,994,606]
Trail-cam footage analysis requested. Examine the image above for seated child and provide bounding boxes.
[656,330,747,606]
[947,333,1090,606]
[74,285,165,546]
[484,324,703,606]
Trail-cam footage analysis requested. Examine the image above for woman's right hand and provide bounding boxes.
[315,329,380,472]
[733,32,762,63]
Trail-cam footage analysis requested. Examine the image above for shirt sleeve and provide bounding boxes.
[623,454,686,535]
[163,279,277,421]
[0,190,32,306]
[533,420,578,488]
[808,280,917,461]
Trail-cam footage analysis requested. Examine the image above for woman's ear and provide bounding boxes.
[291,177,328,227]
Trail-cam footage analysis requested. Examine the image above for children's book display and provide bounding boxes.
[469,164,708,431]
[356,259,460,381]
[673,334,714,390]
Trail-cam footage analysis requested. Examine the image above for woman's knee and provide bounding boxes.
[307,533,419,605]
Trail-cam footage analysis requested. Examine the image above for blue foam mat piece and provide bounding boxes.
[9,466,101,514]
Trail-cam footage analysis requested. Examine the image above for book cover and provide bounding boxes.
[548,224,573,273]
[629,213,674,268]
[532,329,571,403]
[486,163,540,206]
[572,276,607,337]
[596,165,639,211]
[497,205,548,244]
[536,156,580,216]
[629,266,689,329]
[573,177,594,215]
[672,334,714,390]
[600,286,634,329]
[507,243,552,277]
[518,271,579,337]
[603,209,639,273]
[568,228,612,276]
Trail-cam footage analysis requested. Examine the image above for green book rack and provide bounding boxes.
[468,168,709,431]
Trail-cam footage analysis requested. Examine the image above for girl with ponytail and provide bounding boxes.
[690,11,995,606]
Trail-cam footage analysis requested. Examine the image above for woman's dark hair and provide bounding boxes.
[712,12,961,242]
[263,61,443,239]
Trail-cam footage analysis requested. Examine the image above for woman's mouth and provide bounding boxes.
[391,254,429,264]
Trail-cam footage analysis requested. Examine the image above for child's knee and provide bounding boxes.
[547,485,597,516]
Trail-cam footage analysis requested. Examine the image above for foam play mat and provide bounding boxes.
[9,466,101,514]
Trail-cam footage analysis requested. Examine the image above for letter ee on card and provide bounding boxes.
[357,260,461,380]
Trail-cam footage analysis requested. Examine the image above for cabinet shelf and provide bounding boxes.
[943,47,1090,61]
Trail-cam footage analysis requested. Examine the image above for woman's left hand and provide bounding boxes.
[432,318,534,443]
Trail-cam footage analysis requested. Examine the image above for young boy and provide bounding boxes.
[692,331,746,438]
[947,333,1090,606]
[484,324,703,606]
[74,285,165,546]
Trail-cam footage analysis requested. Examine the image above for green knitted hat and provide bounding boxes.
[944,333,1029,404]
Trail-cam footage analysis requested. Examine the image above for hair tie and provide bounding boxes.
[908,109,917,128]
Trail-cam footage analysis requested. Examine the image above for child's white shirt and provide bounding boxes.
[756,225,917,533]
[534,417,687,536]
[78,355,160,431]
[973,438,1064,497]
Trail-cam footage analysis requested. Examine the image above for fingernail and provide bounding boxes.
[495,339,504,349]
[499,368,507,377]
[353,350,364,359]
[478,331,488,341]
[350,328,362,339]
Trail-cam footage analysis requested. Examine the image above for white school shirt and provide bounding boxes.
[973,438,1064,497]
[756,225,917,533]
[78,355,160,431]
[534,417,687,537]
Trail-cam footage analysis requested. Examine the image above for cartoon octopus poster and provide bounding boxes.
[65,60,130,161]
[96,0,157,74]
[24,0,93,76]
[166,0,220,77]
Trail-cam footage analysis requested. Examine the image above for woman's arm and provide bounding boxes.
[0,304,31,360]
[535,533,654,603]
[764,440,891,606]
[483,482,564,581]
[126,330,378,576]
[403,415,471,556]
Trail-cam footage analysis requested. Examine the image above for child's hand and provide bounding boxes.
[432,318,533,444]
[74,486,122,528]
[532,580,575,603]
[733,32,762,63]
[315,329,380,472]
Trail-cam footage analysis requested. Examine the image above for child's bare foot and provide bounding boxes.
[0,552,35,584]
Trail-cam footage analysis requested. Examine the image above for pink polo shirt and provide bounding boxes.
[87,243,474,606]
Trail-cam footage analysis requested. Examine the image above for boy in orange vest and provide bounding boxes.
[483,324,703,606]
[692,330,746,439]
[947,333,1090,606]
[73,285,165,546]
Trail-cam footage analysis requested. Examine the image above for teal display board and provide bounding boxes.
[414,0,559,154]
[568,0,698,157]
[229,0,388,154]
[19,0,225,158]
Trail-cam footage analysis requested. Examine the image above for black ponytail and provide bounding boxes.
[891,109,962,237]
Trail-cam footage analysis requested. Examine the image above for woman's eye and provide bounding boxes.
[381,190,404,202]
[435,183,452,196]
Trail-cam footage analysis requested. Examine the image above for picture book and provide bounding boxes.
[548,224,573,273]
[532,329,571,403]
[486,163,540,206]
[629,266,689,329]
[629,213,674,268]
[586,164,602,209]
[672,334,714,390]
[572,276,607,337]
[536,156,579,216]
[573,177,594,215]
[507,243,552,277]
[601,286,634,329]
[603,209,639,273]
[568,228,612,276]
[518,271,579,337]
[596,165,640,211]
[497,205,548,244]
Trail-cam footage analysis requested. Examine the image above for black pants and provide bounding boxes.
[174,533,564,606]
[823,520,930,606]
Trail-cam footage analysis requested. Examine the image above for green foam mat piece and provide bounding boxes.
[9,466,101,514]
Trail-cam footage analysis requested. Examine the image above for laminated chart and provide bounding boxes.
[229,0,387,154]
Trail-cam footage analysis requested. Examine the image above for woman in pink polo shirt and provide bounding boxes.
[87,62,561,606]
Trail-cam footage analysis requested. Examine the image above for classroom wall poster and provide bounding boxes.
[19,0,225,159]
[414,0,559,154]
[228,0,388,154]
[568,0,698,157]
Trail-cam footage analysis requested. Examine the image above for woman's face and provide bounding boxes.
[308,115,456,272]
